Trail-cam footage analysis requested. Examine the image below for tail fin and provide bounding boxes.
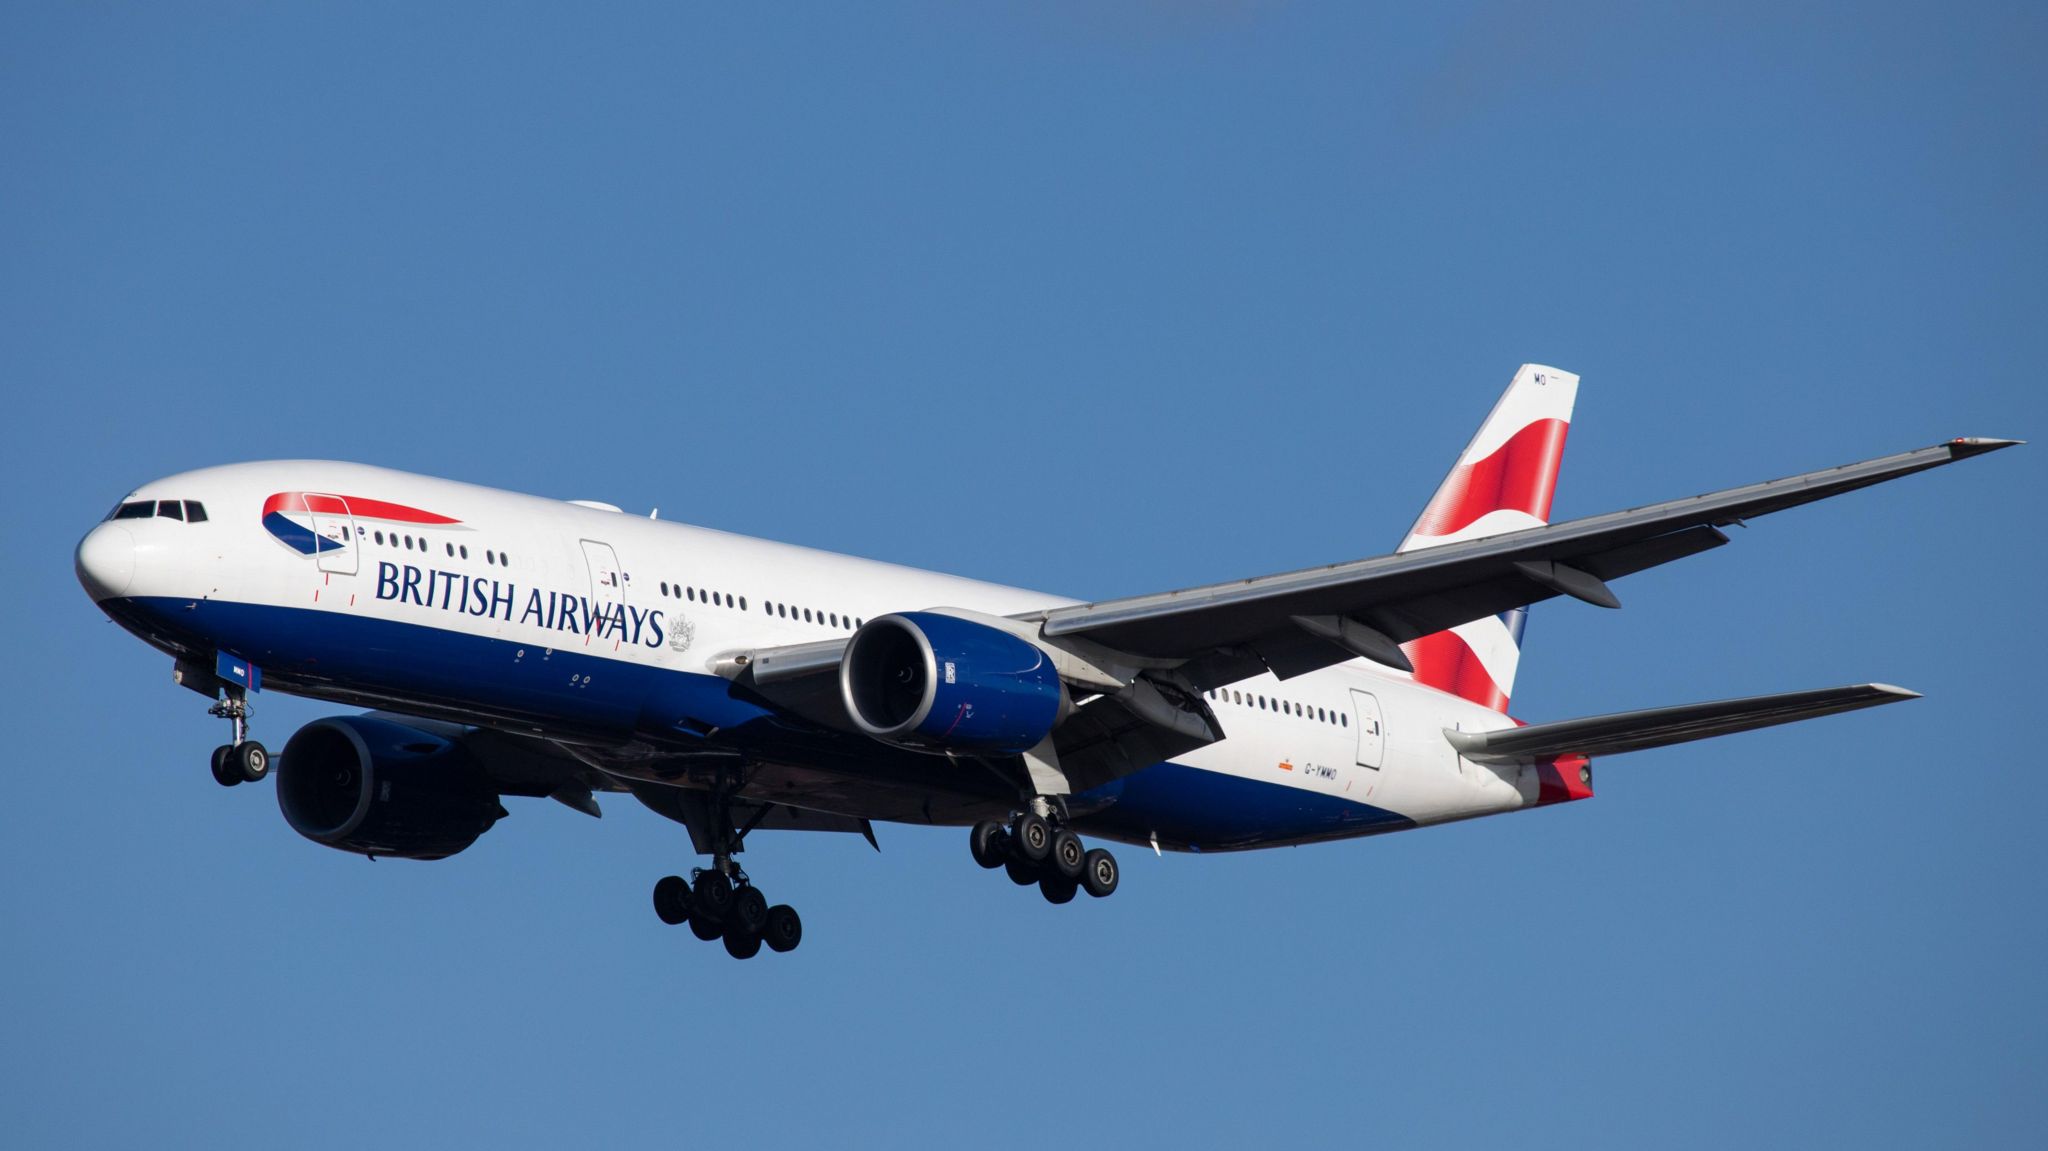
[1397,364,1579,712]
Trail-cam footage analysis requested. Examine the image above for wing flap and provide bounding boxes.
[1444,683,1921,764]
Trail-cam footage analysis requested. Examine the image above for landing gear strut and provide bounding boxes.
[207,688,268,787]
[971,810,1121,905]
[649,772,804,959]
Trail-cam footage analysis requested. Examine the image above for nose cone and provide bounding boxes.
[76,523,136,601]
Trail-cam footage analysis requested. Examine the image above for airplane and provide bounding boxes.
[73,366,2018,959]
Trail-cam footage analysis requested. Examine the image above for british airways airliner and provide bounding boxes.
[74,367,2017,958]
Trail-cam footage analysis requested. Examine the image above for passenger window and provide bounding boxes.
[115,500,153,519]
[486,549,495,564]
[459,545,468,559]
[184,501,208,522]
[739,597,747,610]
[1341,714,1349,727]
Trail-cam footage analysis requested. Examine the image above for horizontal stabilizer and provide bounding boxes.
[1444,683,1920,764]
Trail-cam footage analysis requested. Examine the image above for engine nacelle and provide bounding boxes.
[277,716,505,861]
[840,612,1065,754]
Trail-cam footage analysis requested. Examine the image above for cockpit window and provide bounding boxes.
[184,501,207,522]
[157,500,184,521]
[114,501,154,520]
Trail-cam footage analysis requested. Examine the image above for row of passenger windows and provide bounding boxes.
[365,528,510,567]
[110,500,207,522]
[1205,687,1348,727]
[654,580,864,630]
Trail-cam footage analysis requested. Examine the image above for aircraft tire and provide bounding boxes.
[1049,830,1085,880]
[723,930,762,960]
[652,875,690,925]
[969,821,1008,868]
[689,914,725,942]
[210,745,240,788]
[763,905,802,953]
[234,741,270,783]
[1081,849,1119,898]
[1004,858,1038,887]
[1039,874,1078,905]
[1011,813,1052,863]
[692,871,735,923]
[731,885,770,936]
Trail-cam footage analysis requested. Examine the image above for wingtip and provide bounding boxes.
[1945,437,2024,459]
[1866,683,1923,700]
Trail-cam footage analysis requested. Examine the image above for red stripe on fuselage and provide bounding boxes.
[261,492,461,525]
[1410,418,1570,539]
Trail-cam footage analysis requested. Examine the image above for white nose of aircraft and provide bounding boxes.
[75,523,136,601]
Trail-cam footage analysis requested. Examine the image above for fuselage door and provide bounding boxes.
[1349,689,1385,769]
[307,493,359,576]
[580,539,625,639]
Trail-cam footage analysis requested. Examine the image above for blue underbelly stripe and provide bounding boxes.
[105,596,1412,849]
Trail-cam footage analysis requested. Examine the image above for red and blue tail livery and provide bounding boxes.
[72,366,2016,958]
[261,491,462,556]
[1397,364,1578,713]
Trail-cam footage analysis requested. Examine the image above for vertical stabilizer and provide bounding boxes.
[1397,364,1578,711]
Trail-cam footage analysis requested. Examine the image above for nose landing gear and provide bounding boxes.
[206,688,269,787]
[971,812,1120,904]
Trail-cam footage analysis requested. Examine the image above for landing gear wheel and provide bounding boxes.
[1039,874,1079,904]
[692,871,735,923]
[1081,848,1119,898]
[731,885,770,936]
[652,875,690,925]
[763,905,803,953]
[689,915,725,942]
[1004,858,1039,887]
[969,821,1009,869]
[1050,829,1085,880]
[723,930,763,960]
[1011,812,1051,863]
[210,745,240,788]
[233,741,269,783]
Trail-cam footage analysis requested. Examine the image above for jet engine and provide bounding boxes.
[276,716,506,860]
[840,612,1065,754]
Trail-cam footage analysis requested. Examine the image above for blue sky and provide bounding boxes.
[3,4,2042,1147]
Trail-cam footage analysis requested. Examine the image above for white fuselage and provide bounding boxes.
[80,460,1547,850]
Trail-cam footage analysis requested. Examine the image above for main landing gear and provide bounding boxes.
[970,812,1120,905]
[207,688,269,788]
[651,867,802,959]
[650,776,803,960]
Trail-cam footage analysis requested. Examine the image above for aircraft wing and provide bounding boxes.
[1443,683,1919,764]
[1032,438,2018,685]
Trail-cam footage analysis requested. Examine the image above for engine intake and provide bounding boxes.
[840,612,1064,754]
[277,716,505,860]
